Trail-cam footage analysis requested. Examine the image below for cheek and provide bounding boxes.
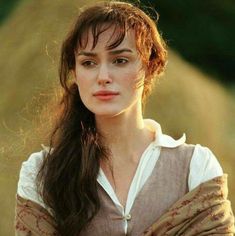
[121,69,145,90]
[75,69,92,88]
[76,79,91,102]
[74,75,90,102]
[75,77,85,88]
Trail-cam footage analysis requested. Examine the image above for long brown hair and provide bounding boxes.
[37,1,167,235]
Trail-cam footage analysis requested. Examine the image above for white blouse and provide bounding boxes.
[17,119,223,233]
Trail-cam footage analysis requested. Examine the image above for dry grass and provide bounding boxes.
[0,0,234,235]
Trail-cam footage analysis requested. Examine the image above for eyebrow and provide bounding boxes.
[76,48,133,57]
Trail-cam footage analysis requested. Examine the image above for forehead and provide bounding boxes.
[78,25,137,52]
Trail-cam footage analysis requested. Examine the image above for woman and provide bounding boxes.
[15,1,234,235]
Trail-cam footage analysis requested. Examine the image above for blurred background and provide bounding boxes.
[0,0,234,235]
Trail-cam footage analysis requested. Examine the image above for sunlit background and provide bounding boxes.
[0,0,234,235]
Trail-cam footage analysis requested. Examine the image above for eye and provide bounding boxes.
[113,58,129,65]
[81,60,96,67]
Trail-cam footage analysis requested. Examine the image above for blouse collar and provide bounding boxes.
[144,119,186,148]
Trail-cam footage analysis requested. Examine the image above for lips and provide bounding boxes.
[93,90,119,101]
[93,90,119,96]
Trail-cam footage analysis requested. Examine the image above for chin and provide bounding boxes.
[94,110,122,118]
[91,106,124,118]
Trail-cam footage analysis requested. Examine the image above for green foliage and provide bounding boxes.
[141,0,235,85]
[0,0,23,25]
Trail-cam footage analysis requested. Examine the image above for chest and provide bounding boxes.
[100,161,139,207]
[81,146,193,236]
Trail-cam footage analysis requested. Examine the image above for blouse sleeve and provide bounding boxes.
[15,150,58,235]
[17,150,48,210]
[188,144,223,191]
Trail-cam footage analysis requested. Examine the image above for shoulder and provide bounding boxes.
[159,144,196,179]
[188,144,223,191]
[161,143,195,163]
[20,150,46,173]
[17,149,48,208]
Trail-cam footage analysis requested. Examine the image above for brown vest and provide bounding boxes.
[80,143,195,236]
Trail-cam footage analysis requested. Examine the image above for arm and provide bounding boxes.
[15,151,58,235]
[188,144,223,191]
[15,194,58,236]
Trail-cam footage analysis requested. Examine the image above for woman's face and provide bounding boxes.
[74,26,145,118]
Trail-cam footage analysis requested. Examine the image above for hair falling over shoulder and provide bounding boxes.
[37,82,109,235]
[36,1,168,235]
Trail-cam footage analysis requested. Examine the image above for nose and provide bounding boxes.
[97,64,112,86]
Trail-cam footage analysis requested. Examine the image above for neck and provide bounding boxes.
[95,104,154,163]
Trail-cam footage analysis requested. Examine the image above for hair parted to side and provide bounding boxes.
[62,0,167,101]
[36,1,168,235]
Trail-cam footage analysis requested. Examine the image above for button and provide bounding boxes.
[124,214,131,221]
